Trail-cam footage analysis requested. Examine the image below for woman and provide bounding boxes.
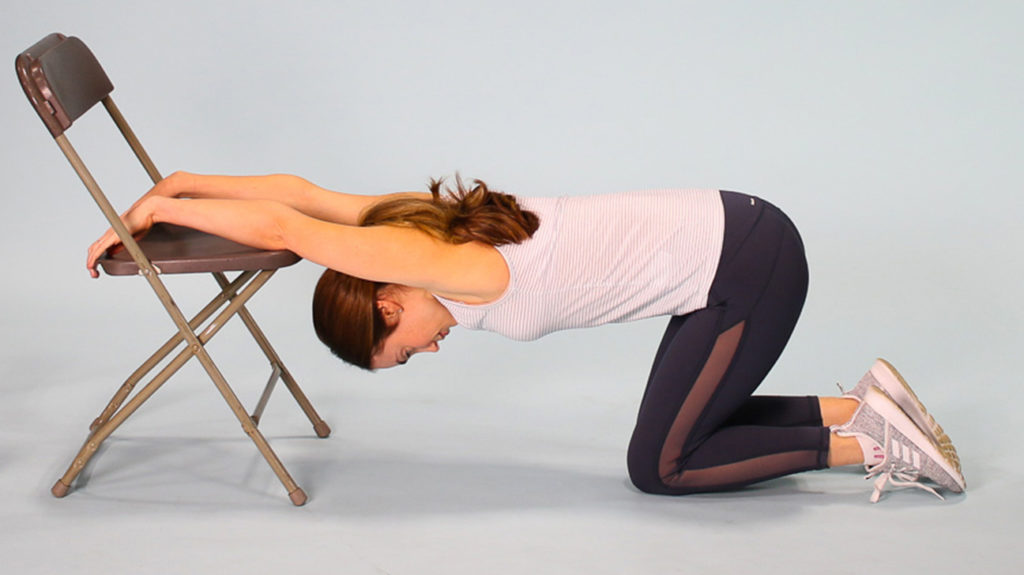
[87,171,964,502]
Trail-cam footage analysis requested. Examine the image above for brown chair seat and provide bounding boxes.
[100,224,301,276]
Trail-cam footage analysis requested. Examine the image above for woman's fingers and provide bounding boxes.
[86,238,105,277]
[86,190,168,278]
[87,228,120,278]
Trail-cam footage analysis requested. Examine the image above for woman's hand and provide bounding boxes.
[86,196,162,278]
[84,173,190,278]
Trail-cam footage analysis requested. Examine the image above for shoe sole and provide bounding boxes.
[865,387,966,493]
[869,358,961,471]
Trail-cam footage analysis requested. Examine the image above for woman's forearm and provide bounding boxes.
[163,171,308,205]
[161,171,409,226]
[150,196,293,251]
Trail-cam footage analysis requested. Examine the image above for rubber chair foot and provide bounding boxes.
[51,480,70,498]
[313,421,331,438]
[289,488,307,506]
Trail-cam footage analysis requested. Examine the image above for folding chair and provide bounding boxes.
[17,33,330,506]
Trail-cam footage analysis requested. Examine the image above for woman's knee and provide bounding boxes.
[627,447,695,495]
[628,467,701,496]
[628,467,670,495]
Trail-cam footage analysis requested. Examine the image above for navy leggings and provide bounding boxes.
[627,191,830,494]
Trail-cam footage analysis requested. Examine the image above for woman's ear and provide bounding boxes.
[375,298,403,326]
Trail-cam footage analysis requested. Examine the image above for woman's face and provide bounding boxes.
[370,287,456,369]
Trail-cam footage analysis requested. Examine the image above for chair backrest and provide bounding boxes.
[16,33,162,276]
[16,33,114,138]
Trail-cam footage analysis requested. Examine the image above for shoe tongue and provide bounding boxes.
[856,434,885,468]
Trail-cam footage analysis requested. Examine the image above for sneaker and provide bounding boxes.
[833,386,966,503]
[840,358,960,473]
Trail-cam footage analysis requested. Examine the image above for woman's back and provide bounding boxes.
[437,189,725,340]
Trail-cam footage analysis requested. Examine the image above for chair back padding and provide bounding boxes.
[16,33,114,137]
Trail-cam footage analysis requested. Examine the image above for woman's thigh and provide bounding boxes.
[627,193,815,493]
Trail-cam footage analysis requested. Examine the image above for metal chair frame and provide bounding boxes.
[17,33,329,506]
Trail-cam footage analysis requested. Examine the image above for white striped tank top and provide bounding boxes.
[435,189,725,341]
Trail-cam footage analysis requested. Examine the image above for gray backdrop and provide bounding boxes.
[2,2,1021,574]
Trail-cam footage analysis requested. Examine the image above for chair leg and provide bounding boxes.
[213,273,331,438]
[56,270,310,505]
[191,343,307,506]
[278,365,331,438]
[53,341,196,497]
[55,342,307,505]
[88,272,256,432]
[171,270,309,505]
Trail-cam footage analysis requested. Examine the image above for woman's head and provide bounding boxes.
[312,176,538,370]
[312,269,387,369]
[312,273,455,370]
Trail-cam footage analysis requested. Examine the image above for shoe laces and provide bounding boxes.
[864,423,944,503]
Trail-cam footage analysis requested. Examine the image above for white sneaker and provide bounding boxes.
[840,358,960,474]
[834,387,966,503]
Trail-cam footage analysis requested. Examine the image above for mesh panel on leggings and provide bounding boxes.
[658,322,827,491]
[659,322,744,480]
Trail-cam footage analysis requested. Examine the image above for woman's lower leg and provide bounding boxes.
[819,396,859,427]
[827,433,865,467]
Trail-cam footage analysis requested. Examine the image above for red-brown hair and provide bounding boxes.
[313,176,539,370]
